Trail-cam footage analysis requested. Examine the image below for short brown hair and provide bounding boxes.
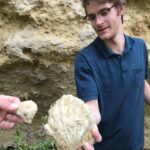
[81,0,126,9]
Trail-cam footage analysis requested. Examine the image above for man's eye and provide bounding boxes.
[88,16,96,21]
[100,10,109,16]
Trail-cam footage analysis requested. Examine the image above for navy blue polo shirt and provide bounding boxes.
[74,35,148,150]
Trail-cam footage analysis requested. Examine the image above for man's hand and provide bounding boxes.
[82,124,102,150]
[81,100,102,150]
[0,95,23,129]
[144,80,150,105]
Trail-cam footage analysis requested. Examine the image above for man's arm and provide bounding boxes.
[82,100,102,150]
[86,100,101,125]
[144,80,150,105]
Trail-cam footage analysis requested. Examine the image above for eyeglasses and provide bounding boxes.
[86,5,115,22]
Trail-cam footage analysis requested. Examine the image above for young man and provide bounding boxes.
[0,95,23,129]
[74,0,150,149]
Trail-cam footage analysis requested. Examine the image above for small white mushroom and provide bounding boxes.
[44,94,95,150]
[16,100,38,124]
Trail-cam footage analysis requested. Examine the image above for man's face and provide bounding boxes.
[85,2,124,40]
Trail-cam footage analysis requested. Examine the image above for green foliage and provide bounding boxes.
[0,115,57,150]
[12,120,57,150]
[14,139,56,150]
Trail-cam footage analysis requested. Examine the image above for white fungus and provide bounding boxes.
[44,94,95,150]
[16,100,38,124]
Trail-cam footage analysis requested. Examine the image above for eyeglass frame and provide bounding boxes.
[85,4,116,22]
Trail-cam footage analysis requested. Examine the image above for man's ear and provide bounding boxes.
[117,4,125,16]
[120,4,125,15]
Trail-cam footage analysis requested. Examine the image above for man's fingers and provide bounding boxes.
[0,120,15,129]
[81,125,102,150]
[5,114,24,123]
[92,124,102,142]
[1,95,20,103]
[0,110,7,122]
[0,95,20,111]
[82,143,94,150]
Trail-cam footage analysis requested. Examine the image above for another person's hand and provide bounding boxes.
[0,95,23,129]
[82,124,102,150]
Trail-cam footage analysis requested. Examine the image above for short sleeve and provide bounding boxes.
[74,53,98,102]
[143,41,148,79]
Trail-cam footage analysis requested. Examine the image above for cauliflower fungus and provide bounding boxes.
[16,100,38,124]
[44,94,95,150]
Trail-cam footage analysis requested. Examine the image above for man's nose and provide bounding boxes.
[95,15,104,25]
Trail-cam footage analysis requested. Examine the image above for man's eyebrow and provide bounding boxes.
[99,7,112,12]
[87,13,95,16]
[87,7,111,16]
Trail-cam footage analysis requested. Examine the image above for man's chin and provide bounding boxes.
[98,35,111,40]
[96,29,111,39]
[97,31,108,39]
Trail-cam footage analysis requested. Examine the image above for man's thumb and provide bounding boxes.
[0,99,19,111]
[92,124,102,142]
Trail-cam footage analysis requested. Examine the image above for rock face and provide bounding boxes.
[0,0,150,148]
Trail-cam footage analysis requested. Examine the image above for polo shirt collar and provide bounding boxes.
[124,34,135,54]
[93,34,135,58]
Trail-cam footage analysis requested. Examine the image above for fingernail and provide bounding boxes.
[10,103,19,109]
